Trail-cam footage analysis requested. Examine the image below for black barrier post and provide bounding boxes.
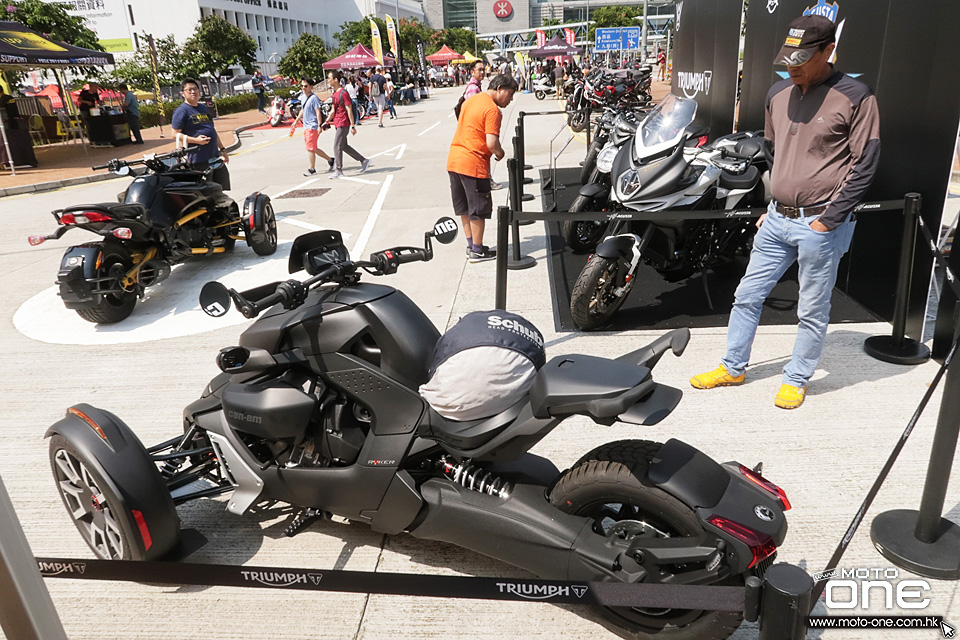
[863,193,931,365]
[586,101,592,149]
[495,205,510,309]
[505,157,536,270]
[756,565,813,640]
[871,329,960,579]
[516,114,533,186]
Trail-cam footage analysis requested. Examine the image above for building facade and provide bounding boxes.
[124,0,424,68]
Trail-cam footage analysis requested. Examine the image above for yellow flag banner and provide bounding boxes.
[385,15,398,56]
[370,20,385,66]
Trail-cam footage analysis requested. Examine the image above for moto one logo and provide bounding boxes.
[38,561,86,576]
[496,582,588,599]
[227,410,262,424]
[678,70,713,99]
[240,571,322,587]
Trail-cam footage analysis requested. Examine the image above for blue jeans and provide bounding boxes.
[721,202,857,388]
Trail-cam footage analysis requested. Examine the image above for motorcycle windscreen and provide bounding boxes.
[634,94,698,161]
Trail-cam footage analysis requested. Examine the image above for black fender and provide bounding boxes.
[577,182,609,200]
[243,192,272,246]
[595,234,636,261]
[46,403,181,559]
[56,243,105,307]
[648,439,788,573]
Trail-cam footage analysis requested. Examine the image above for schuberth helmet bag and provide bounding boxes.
[420,311,545,421]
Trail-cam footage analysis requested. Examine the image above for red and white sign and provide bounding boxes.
[564,28,576,46]
[494,0,513,19]
[536,30,546,48]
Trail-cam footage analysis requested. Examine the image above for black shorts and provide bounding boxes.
[449,171,492,220]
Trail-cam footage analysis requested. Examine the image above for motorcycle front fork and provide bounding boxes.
[610,224,656,297]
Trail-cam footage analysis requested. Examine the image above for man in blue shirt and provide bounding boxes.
[119,83,143,144]
[289,77,335,176]
[172,78,230,190]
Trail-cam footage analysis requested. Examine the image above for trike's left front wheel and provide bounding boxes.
[49,433,180,560]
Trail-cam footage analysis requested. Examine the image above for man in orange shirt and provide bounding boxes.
[447,74,519,262]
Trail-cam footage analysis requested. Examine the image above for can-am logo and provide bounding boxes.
[38,561,86,576]
[496,582,588,599]
[227,410,262,425]
[677,70,713,99]
[240,570,323,587]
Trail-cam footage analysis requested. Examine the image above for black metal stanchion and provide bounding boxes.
[495,205,510,310]
[871,328,960,579]
[757,564,813,640]
[512,133,536,226]
[506,157,536,270]
[864,193,931,364]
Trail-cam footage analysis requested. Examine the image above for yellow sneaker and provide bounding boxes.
[689,365,745,389]
[774,384,806,409]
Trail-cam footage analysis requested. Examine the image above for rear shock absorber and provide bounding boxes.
[439,458,512,498]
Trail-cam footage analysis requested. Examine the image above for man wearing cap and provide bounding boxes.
[690,14,881,409]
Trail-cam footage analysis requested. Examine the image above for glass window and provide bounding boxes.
[442,0,476,31]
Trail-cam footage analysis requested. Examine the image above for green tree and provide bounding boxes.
[428,27,481,57]
[4,0,104,79]
[277,33,328,81]
[106,35,187,90]
[182,15,257,87]
[333,16,383,54]
[396,17,434,62]
[588,5,643,41]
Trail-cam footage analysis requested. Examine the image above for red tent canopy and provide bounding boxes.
[322,44,394,70]
[425,45,462,64]
[23,84,65,109]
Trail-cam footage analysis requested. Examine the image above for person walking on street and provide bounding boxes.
[252,70,267,114]
[326,71,371,180]
[657,48,667,81]
[447,74,518,262]
[289,77,335,176]
[172,77,231,191]
[384,75,398,119]
[368,66,388,127]
[119,83,143,144]
[345,76,361,125]
[689,15,881,409]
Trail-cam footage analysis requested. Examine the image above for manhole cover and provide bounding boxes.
[279,188,330,198]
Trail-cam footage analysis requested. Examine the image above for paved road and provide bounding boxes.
[1,88,958,640]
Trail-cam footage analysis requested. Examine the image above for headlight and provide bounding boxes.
[596,146,618,174]
[619,170,641,197]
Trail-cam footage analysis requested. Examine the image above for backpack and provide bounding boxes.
[453,94,466,120]
[371,76,381,97]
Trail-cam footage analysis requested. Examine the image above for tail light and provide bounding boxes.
[61,211,112,225]
[738,464,792,510]
[28,235,47,246]
[113,228,133,240]
[697,135,709,147]
[706,515,777,569]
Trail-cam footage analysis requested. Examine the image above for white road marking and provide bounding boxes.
[351,174,393,257]
[417,121,441,136]
[447,112,455,118]
[395,144,405,160]
[369,143,406,159]
[271,177,319,199]
[339,176,381,185]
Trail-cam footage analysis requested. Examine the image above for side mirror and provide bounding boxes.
[200,281,232,317]
[430,217,458,245]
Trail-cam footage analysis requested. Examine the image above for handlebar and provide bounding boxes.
[92,146,200,172]
[720,148,756,162]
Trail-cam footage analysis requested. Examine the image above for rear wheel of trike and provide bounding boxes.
[74,243,137,324]
[549,440,744,640]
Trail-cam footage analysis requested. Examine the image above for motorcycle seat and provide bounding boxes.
[62,202,148,220]
[529,354,652,421]
[734,138,765,160]
[718,164,760,190]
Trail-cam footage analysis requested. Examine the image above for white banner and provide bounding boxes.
[43,0,133,53]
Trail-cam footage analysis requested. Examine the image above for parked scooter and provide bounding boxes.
[567,95,770,330]
[47,218,789,640]
[269,93,286,126]
[288,95,302,120]
[28,147,276,323]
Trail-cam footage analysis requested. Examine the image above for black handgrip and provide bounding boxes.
[720,148,755,162]
[92,163,110,170]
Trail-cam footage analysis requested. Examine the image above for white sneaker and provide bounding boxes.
[329,170,344,179]
[360,158,371,173]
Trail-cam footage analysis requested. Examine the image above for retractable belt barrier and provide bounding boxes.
[34,556,746,611]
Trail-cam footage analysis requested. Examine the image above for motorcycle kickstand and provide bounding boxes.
[284,507,331,537]
[700,267,715,311]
